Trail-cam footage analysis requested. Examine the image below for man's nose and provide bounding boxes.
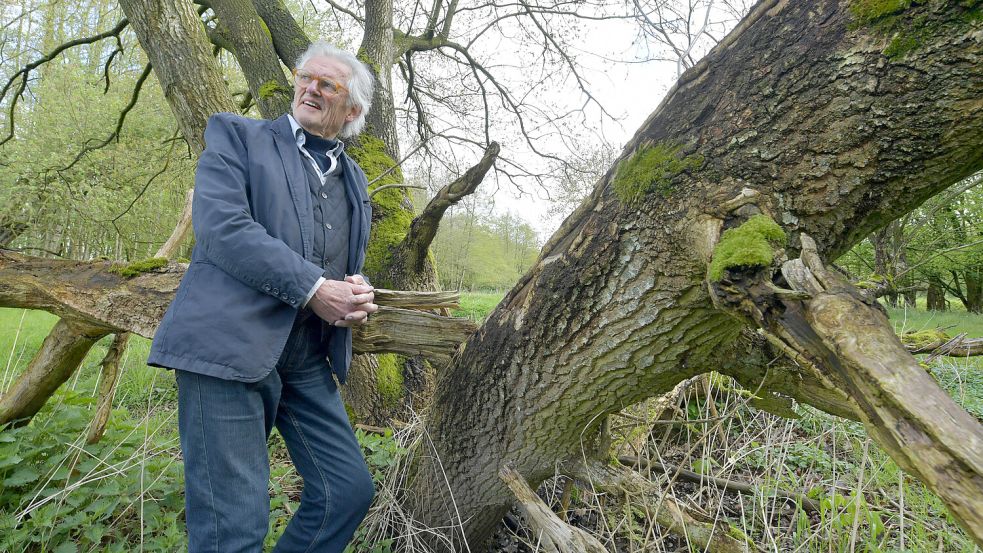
[304,79,320,95]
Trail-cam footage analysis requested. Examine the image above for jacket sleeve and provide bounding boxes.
[192,113,323,308]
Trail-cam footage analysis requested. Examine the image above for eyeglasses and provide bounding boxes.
[292,68,349,96]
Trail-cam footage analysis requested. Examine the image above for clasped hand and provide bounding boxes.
[308,274,379,327]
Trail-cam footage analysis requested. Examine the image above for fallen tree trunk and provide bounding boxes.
[404,0,983,546]
[902,331,983,357]
[0,252,473,360]
[712,233,983,534]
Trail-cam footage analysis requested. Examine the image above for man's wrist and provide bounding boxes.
[301,276,326,308]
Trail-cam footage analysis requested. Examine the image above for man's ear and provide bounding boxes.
[346,105,362,122]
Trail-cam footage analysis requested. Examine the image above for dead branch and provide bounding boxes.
[0,251,474,362]
[353,306,477,363]
[371,288,460,309]
[618,455,820,513]
[709,231,983,543]
[86,333,130,444]
[499,465,608,553]
[155,189,195,259]
[901,331,983,358]
[570,461,756,553]
[399,142,500,272]
[0,320,107,426]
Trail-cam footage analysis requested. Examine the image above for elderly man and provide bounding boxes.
[148,43,378,552]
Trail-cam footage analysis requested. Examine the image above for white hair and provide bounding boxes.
[295,42,374,138]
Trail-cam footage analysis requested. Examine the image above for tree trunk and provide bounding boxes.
[871,223,899,306]
[359,0,399,162]
[208,0,293,119]
[118,0,239,153]
[966,268,982,313]
[405,0,983,546]
[251,0,310,67]
[0,319,106,426]
[927,279,946,311]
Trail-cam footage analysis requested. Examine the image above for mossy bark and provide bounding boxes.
[405,0,983,546]
[208,0,293,119]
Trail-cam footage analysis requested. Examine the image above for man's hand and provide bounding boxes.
[308,276,378,327]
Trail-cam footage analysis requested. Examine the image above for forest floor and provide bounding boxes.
[0,298,981,552]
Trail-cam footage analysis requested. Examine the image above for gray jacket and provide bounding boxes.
[148,113,371,382]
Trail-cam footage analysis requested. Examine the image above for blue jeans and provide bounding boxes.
[175,316,374,553]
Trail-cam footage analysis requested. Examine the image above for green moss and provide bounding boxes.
[849,0,912,25]
[356,49,381,75]
[901,328,950,349]
[375,354,404,408]
[612,142,703,205]
[708,215,787,282]
[258,80,291,101]
[109,257,168,278]
[349,135,412,285]
[344,402,359,424]
[728,524,754,544]
[883,33,919,58]
[850,0,980,59]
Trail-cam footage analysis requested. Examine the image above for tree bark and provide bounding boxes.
[118,0,239,153]
[0,319,106,426]
[927,278,946,311]
[86,332,129,444]
[251,0,311,69]
[405,0,983,546]
[208,0,293,119]
[359,0,399,161]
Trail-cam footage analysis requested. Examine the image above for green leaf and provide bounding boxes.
[0,454,23,469]
[3,466,40,487]
[53,541,78,553]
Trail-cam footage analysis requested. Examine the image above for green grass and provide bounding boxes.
[452,291,506,321]
[0,308,168,409]
[885,304,983,337]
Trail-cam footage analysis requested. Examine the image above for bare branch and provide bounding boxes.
[57,63,154,173]
[399,141,500,271]
[0,18,130,145]
[368,183,426,197]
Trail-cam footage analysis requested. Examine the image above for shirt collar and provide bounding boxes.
[287,114,345,158]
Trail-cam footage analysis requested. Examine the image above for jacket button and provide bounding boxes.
[321,192,328,199]
[324,223,332,230]
[263,283,272,292]
[272,288,279,295]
